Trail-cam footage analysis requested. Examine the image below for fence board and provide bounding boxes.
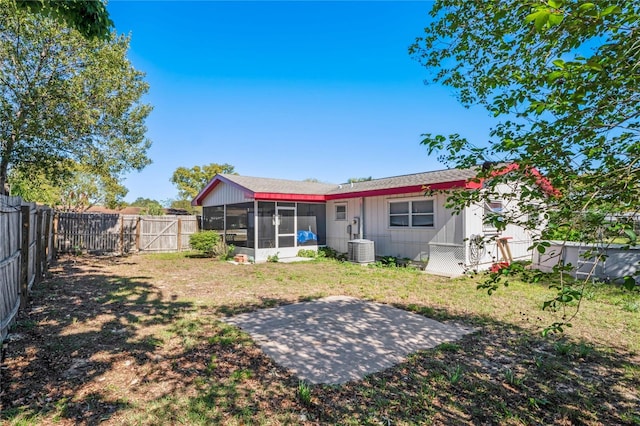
[0,195,22,341]
[0,196,52,341]
[56,213,198,255]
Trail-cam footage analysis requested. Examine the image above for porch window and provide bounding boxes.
[389,200,434,228]
[335,204,347,221]
[202,205,224,231]
[298,203,326,245]
[225,202,254,248]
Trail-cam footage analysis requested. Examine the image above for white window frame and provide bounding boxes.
[388,198,435,228]
[483,200,504,232]
[335,203,347,221]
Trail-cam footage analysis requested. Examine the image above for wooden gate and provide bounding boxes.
[56,213,198,254]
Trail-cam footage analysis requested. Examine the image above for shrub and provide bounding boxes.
[189,231,221,257]
[297,249,317,258]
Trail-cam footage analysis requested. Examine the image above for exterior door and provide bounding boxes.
[276,207,295,248]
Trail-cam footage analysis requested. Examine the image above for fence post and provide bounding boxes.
[135,216,141,252]
[35,209,43,285]
[20,205,30,309]
[43,209,51,266]
[177,218,182,251]
[52,212,58,259]
[119,215,124,255]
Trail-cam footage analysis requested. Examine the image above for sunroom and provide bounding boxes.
[192,174,332,262]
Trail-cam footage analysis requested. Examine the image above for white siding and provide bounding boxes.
[464,183,537,271]
[327,192,464,262]
[201,183,251,206]
[326,198,361,253]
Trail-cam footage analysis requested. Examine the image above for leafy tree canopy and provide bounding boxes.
[15,0,113,40]
[411,0,639,330]
[9,161,127,211]
[171,163,236,201]
[0,1,152,199]
[130,197,164,216]
[169,198,200,215]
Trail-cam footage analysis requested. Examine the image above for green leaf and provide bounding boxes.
[547,0,563,8]
[547,13,564,26]
[578,3,596,11]
[525,10,550,30]
[622,276,637,291]
[552,59,565,69]
[600,5,621,16]
[586,61,603,71]
[624,229,638,243]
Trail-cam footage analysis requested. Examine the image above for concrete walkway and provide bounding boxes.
[223,296,476,384]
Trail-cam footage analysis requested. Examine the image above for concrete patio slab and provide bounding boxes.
[223,296,476,385]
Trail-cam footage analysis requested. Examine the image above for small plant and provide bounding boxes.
[575,342,594,359]
[504,368,526,386]
[528,397,549,409]
[297,249,317,258]
[267,252,279,263]
[446,364,463,384]
[189,231,221,257]
[222,244,235,261]
[553,340,575,358]
[297,380,312,405]
[437,342,461,352]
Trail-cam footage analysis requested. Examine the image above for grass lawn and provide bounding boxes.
[1,252,639,425]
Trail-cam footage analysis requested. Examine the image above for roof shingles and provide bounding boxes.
[194,168,479,205]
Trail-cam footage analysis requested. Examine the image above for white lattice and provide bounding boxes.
[424,243,466,277]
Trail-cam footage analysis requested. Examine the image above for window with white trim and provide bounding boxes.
[483,200,504,231]
[389,200,434,228]
[335,204,347,221]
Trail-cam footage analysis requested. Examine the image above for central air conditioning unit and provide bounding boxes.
[348,239,375,264]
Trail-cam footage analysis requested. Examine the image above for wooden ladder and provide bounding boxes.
[496,237,513,264]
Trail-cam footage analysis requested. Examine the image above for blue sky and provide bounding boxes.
[107,1,493,204]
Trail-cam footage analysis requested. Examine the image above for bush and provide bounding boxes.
[297,249,317,258]
[189,231,222,257]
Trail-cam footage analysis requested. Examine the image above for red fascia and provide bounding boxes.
[194,177,484,205]
[192,180,222,206]
[489,164,560,197]
[253,193,327,202]
[325,180,477,200]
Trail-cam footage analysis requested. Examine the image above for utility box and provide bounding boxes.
[347,239,375,264]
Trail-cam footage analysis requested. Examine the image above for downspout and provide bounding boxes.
[360,197,365,239]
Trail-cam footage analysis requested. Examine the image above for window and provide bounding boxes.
[483,200,503,231]
[335,204,346,221]
[389,200,434,228]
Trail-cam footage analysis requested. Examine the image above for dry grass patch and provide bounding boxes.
[1,253,638,425]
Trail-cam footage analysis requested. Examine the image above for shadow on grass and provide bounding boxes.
[0,256,196,424]
[1,257,638,425]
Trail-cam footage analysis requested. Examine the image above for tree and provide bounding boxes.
[411,1,639,331]
[9,161,128,211]
[168,198,200,215]
[170,163,236,201]
[0,1,151,200]
[130,197,164,216]
[16,0,113,40]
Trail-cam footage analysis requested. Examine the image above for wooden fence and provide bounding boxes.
[55,213,199,255]
[0,195,54,341]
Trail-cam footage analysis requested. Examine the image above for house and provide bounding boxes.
[191,168,538,275]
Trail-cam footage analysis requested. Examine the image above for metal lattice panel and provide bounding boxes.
[424,243,466,277]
